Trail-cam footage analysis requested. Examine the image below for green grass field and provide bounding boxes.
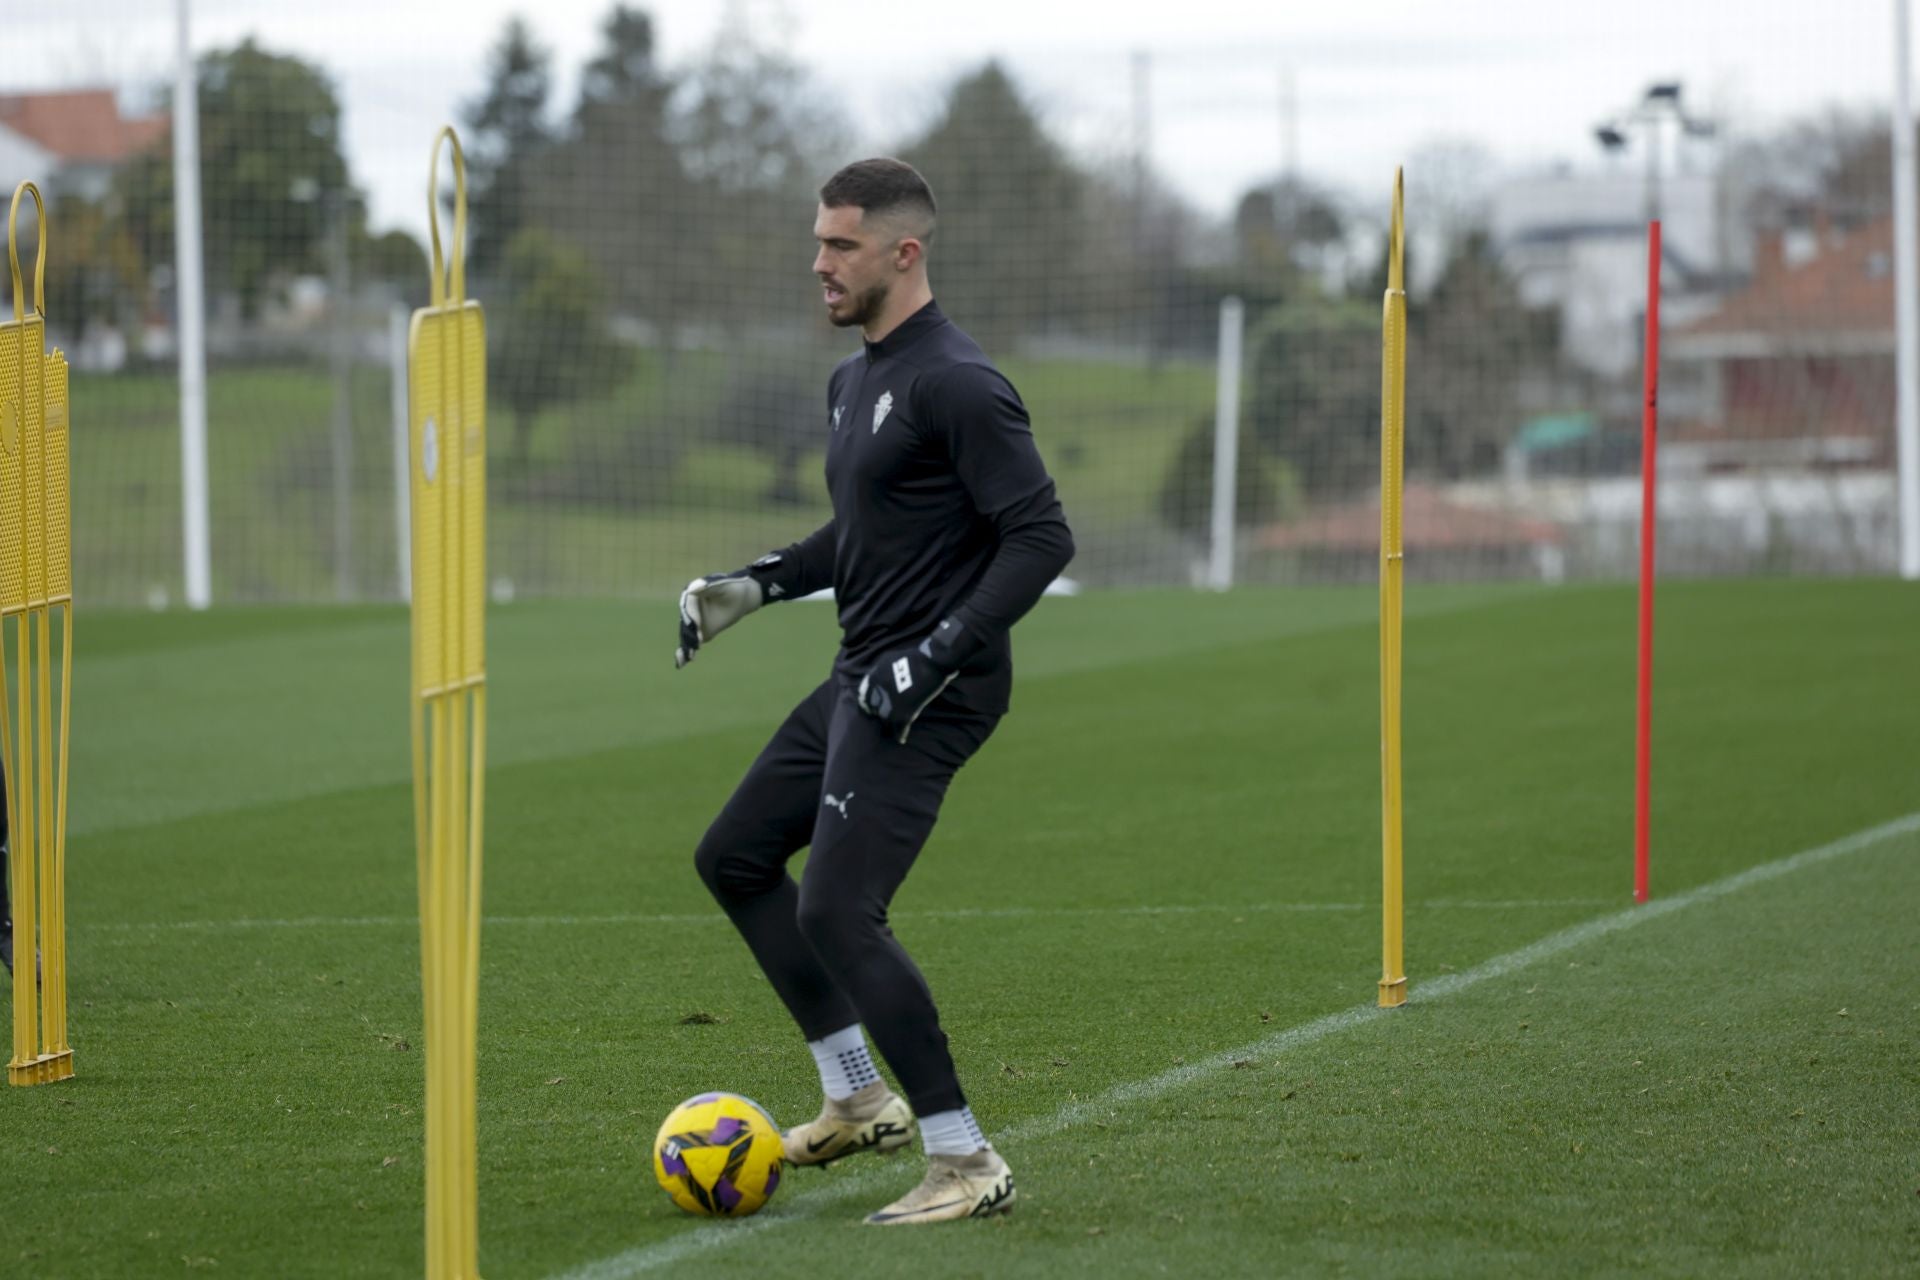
[3,580,1918,1277]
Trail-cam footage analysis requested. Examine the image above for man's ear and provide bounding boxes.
[894,237,924,272]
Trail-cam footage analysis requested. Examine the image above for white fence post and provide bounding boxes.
[173,0,211,609]
[391,304,412,601]
[1894,0,1920,578]
[1208,296,1246,591]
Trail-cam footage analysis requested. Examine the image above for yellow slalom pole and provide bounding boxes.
[1378,169,1409,1009]
[411,126,486,1280]
[7,181,75,1085]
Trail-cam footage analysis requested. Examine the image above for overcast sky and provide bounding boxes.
[4,0,1906,240]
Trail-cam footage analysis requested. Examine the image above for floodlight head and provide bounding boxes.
[1645,82,1682,104]
[1595,124,1629,151]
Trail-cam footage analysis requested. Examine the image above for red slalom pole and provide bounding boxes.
[1634,221,1661,904]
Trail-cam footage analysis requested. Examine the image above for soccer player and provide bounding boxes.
[677,158,1074,1224]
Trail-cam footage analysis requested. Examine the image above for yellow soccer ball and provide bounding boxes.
[652,1092,785,1217]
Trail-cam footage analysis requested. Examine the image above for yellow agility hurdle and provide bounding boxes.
[5,182,75,1087]
[410,128,487,1278]
[1378,169,1408,1010]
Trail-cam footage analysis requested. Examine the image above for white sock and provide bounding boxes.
[808,1024,880,1101]
[918,1106,987,1156]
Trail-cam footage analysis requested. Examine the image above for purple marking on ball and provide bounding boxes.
[687,1092,723,1105]
[660,1149,688,1177]
[714,1178,742,1211]
[764,1166,781,1196]
[710,1116,745,1144]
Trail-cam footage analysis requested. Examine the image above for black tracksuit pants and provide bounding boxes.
[695,677,998,1117]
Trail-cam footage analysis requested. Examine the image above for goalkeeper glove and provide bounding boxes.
[856,617,980,743]
[675,552,795,668]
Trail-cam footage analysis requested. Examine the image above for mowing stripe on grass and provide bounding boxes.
[75,898,1613,937]
[545,810,1920,1280]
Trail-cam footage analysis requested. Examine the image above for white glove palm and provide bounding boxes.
[675,570,766,668]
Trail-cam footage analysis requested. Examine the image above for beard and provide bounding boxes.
[830,279,891,329]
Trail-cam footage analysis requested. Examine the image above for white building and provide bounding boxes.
[0,123,56,201]
[0,89,169,369]
[0,87,168,204]
[1491,169,1734,380]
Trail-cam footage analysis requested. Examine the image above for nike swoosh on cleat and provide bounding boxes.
[804,1135,840,1154]
[866,1199,969,1223]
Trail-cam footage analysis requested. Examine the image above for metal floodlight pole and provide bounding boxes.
[1593,82,1714,233]
[1642,114,1662,226]
[173,0,212,608]
[1895,0,1920,579]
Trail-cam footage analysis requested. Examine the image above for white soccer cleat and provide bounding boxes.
[781,1081,915,1167]
[864,1148,1016,1225]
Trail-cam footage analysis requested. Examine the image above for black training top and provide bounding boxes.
[772,300,1074,715]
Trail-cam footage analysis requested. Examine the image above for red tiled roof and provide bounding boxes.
[0,88,168,164]
[1258,484,1563,552]
[1682,218,1894,339]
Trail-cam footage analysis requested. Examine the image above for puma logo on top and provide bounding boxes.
[823,791,854,819]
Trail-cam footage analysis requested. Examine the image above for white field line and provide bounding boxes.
[75,897,1612,936]
[543,811,1920,1280]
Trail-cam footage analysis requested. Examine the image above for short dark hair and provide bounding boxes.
[819,158,937,240]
